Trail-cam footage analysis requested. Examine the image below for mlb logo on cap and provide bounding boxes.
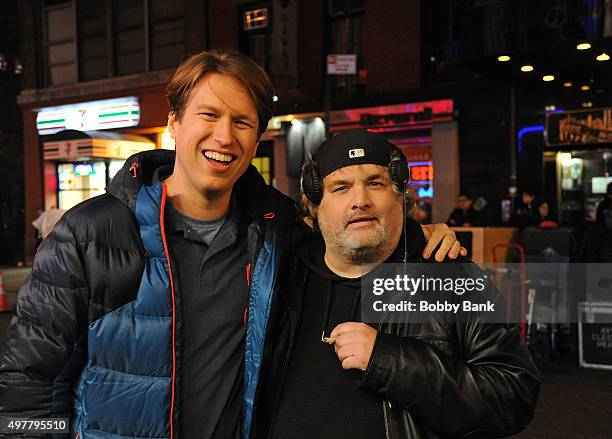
[348,148,365,158]
[313,129,400,178]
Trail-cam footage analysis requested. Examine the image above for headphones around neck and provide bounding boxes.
[301,148,410,204]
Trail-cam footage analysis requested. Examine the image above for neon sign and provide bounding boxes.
[409,163,434,182]
[36,97,140,135]
[418,186,434,198]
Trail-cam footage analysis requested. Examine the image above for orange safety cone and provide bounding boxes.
[0,270,7,311]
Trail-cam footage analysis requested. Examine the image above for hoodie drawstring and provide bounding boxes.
[320,279,362,342]
[321,280,333,342]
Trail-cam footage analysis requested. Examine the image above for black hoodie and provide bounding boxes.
[256,219,541,439]
[269,234,425,439]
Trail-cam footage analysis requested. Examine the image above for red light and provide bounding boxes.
[410,165,434,181]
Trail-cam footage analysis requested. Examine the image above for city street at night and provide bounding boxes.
[1,1,612,438]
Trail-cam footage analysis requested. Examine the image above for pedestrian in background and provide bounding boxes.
[447,192,484,226]
[31,206,66,240]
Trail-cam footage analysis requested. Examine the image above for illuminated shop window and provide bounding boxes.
[251,157,271,185]
[57,162,106,210]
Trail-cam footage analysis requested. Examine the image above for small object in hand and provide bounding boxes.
[321,331,336,344]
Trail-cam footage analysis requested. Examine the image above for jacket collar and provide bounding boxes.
[107,149,297,227]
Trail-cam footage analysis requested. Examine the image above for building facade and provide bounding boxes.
[19,0,459,262]
[0,0,24,265]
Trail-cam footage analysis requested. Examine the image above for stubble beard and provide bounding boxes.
[323,223,388,264]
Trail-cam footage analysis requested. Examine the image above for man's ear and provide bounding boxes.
[168,112,178,138]
[252,140,260,159]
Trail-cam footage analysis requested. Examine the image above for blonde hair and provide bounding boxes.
[167,50,274,138]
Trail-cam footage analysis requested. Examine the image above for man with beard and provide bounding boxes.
[254,129,541,439]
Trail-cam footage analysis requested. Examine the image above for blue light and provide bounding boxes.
[410,181,433,186]
[418,186,434,198]
[517,125,544,154]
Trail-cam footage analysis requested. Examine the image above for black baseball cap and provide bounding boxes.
[313,129,403,179]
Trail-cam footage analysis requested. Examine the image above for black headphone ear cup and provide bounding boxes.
[301,162,323,204]
[389,150,409,192]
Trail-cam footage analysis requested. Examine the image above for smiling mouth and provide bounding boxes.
[203,150,235,163]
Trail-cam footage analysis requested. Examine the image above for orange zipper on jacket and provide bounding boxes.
[244,263,251,326]
[159,183,177,438]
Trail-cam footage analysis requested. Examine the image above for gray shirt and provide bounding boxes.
[167,202,228,246]
[165,197,249,439]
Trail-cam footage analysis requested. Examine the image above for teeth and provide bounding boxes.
[204,151,233,162]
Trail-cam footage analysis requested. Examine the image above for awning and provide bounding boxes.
[43,129,156,161]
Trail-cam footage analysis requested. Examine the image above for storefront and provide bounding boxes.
[33,96,159,211]
[19,81,172,262]
[42,130,156,210]
[544,107,612,225]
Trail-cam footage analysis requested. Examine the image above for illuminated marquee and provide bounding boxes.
[333,100,454,129]
[36,97,140,135]
[546,107,612,146]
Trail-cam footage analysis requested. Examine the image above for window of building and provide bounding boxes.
[328,0,366,93]
[243,8,270,31]
[43,1,77,85]
[239,3,272,70]
[112,0,145,76]
[42,0,185,86]
[57,162,106,210]
[149,0,184,71]
[77,0,108,81]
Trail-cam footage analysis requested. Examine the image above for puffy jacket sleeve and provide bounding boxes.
[0,218,89,428]
[359,281,541,437]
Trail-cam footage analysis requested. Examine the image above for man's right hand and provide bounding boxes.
[421,223,467,262]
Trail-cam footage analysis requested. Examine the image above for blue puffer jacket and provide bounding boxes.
[0,150,299,438]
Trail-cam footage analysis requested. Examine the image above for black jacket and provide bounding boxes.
[0,150,300,438]
[253,218,541,438]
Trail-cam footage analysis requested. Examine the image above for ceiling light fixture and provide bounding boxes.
[577,43,592,50]
[580,85,591,91]
[497,55,510,62]
[543,75,555,82]
[563,82,573,87]
[596,53,610,62]
[520,65,534,72]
